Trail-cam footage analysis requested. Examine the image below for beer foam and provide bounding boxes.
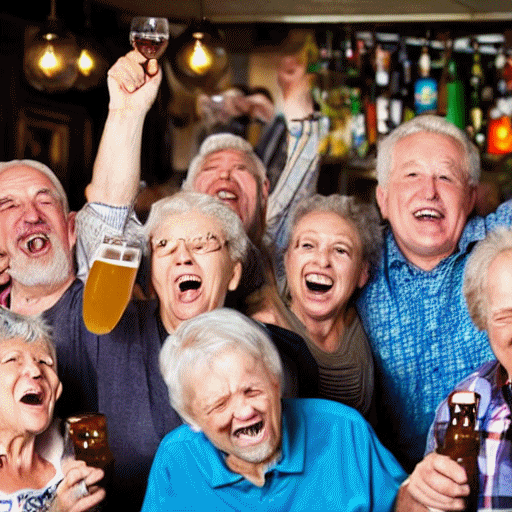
[451,391,477,404]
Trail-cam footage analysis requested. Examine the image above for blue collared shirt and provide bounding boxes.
[141,399,406,511]
[356,201,512,471]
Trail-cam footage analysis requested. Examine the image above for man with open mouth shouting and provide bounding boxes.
[143,308,408,512]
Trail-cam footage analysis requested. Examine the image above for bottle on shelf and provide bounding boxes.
[350,87,368,158]
[375,43,391,136]
[414,43,438,114]
[445,57,466,130]
[436,390,480,512]
[469,40,486,151]
[397,37,415,122]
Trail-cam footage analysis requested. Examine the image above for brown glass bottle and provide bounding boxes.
[437,391,480,512]
[65,413,115,497]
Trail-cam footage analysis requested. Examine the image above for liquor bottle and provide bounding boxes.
[445,58,466,130]
[389,64,403,129]
[414,44,438,114]
[397,37,415,121]
[469,40,486,151]
[375,44,391,136]
[437,391,480,512]
[350,87,368,158]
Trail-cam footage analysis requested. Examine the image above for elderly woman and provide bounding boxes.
[282,194,382,418]
[141,308,406,511]
[0,307,104,512]
[40,191,315,511]
[404,227,512,511]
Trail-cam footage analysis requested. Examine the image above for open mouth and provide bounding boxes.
[413,208,443,220]
[20,391,44,405]
[177,274,202,292]
[305,273,333,293]
[233,420,264,438]
[23,233,50,254]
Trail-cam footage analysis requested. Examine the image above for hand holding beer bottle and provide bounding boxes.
[83,236,141,334]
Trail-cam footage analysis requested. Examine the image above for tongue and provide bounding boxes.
[27,237,47,253]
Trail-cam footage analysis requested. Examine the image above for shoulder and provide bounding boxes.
[286,398,369,430]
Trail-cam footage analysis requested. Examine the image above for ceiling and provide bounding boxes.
[96,0,512,24]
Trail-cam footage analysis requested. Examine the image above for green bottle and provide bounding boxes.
[445,59,466,130]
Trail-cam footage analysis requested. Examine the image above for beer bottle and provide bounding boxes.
[437,391,480,512]
[414,43,438,114]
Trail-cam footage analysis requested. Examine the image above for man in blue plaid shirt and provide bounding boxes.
[357,115,509,472]
[404,227,512,511]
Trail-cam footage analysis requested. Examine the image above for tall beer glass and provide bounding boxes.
[83,236,141,334]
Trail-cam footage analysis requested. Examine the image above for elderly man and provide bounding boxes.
[404,227,512,511]
[143,308,408,512]
[93,51,325,317]
[356,115,510,472]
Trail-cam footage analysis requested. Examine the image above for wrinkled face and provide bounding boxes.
[0,166,76,287]
[150,211,242,333]
[284,211,369,324]
[376,132,476,271]
[192,150,268,240]
[188,348,281,469]
[0,337,62,436]
[485,249,512,380]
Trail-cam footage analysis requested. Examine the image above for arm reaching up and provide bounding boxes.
[86,50,162,206]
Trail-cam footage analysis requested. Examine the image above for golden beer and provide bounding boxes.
[83,238,141,334]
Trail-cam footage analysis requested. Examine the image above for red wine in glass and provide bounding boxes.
[130,33,169,60]
[129,17,170,76]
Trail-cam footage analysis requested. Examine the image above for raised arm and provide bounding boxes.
[86,50,162,206]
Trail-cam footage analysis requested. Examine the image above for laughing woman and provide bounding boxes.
[0,308,104,512]
[283,194,382,418]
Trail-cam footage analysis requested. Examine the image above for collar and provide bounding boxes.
[192,400,306,488]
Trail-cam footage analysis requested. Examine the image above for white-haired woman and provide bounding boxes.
[0,307,105,512]
[283,194,382,418]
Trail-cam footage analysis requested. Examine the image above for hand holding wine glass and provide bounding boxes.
[129,17,170,76]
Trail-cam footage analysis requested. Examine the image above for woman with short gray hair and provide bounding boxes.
[283,194,382,418]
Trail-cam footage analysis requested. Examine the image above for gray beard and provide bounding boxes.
[9,238,73,288]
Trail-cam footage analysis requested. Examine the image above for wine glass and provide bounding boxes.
[129,17,170,76]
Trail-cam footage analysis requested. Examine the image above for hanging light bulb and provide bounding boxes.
[23,0,80,93]
[171,19,229,93]
[74,0,109,91]
[170,0,229,94]
[188,34,214,75]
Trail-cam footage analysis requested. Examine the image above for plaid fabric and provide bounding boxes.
[426,360,512,511]
[356,201,512,471]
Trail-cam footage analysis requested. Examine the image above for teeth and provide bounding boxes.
[414,209,442,219]
[217,190,237,200]
[305,274,333,286]
[177,275,201,285]
[234,421,263,438]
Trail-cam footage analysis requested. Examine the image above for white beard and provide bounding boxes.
[9,236,73,288]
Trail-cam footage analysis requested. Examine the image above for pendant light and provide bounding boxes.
[170,0,229,93]
[23,0,80,93]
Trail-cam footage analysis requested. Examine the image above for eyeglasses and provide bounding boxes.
[151,232,227,257]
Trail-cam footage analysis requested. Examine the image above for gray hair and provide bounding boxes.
[159,308,283,428]
[0,160,69,214]
[0,307,56,362]
[376,115,481,186]
[143,191,249,264]
[464,227,512,331]
[284,194,383,269]
[182,133,267,191]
